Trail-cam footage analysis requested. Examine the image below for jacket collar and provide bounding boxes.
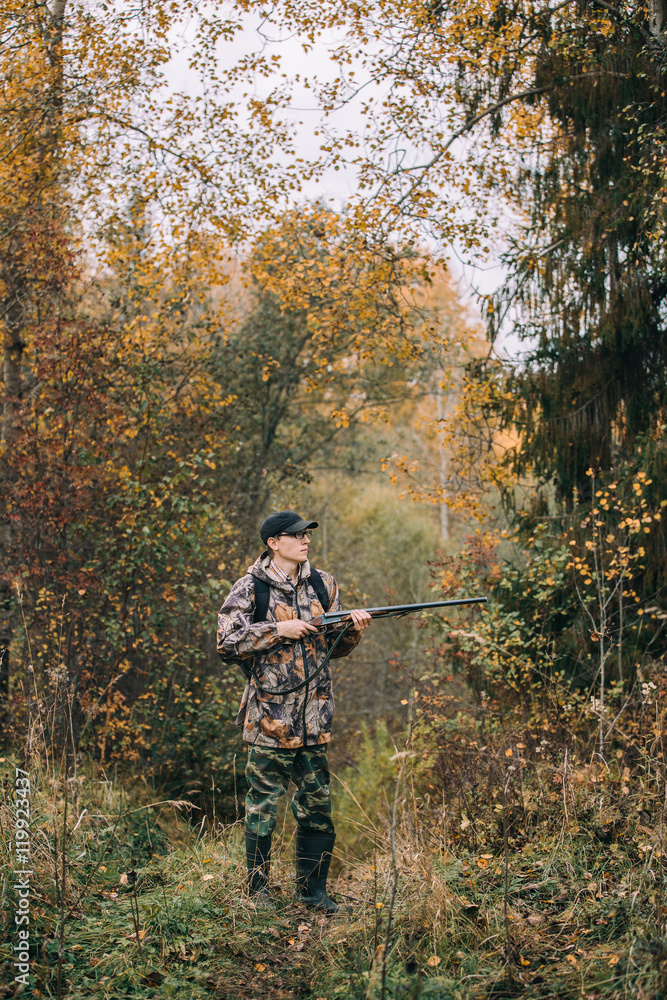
[248,552,312,589]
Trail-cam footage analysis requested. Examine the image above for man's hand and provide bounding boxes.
[276,619,319,640]
[348,609,372,631]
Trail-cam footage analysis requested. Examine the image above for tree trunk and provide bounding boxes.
[0,295,24,724]
[436,379,449,543]
[648,0,667,39]
[2,299,24,450]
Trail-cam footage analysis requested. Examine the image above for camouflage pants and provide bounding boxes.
[244,745,335,837]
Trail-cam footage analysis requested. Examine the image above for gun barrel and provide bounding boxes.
[319,596,487,624]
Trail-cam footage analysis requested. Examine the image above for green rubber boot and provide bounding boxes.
[246,832,274,909]
[295,828,340,914]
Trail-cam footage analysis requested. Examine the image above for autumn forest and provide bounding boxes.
[1,1,667,997]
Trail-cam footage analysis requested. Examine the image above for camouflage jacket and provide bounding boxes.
[217,554,361,749]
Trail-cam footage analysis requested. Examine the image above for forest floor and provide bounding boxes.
[2,754,667,1000]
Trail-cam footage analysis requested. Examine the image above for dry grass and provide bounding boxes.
[3,687,667,999]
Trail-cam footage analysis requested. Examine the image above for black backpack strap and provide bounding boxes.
[309,567,330,612]
[252,568,330,623]
[252,577,271,624]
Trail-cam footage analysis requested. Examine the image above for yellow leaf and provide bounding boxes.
[427,956,441,967]
[255,963,266,972]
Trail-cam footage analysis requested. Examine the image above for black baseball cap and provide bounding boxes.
[259,510,319,544]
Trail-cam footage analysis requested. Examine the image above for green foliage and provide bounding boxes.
[0,195,449,795]
[2,278,242,800]
[426,460,665,730]
[331,721,400,859]
[467,3,667,502]
[305,480,441,732]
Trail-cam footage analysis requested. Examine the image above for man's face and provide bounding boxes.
[268,530,311,562]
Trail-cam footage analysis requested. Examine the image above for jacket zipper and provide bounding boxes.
[293,580,310,746]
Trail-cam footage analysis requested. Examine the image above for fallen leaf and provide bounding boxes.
[142,971,164,986]
[255,963,266,972]
[427,956,441,967]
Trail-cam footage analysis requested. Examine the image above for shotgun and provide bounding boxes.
[251,597,487,695]
[311,595,487,629]
[251,596,487,696]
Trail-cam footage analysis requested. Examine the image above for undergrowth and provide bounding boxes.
[3,710,667,1000]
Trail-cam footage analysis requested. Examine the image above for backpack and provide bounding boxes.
[252,567,330,623]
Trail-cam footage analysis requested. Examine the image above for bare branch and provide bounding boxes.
[0,111,50,165]
[376,71,630,222]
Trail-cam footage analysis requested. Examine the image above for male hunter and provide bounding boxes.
[217,510,371,913]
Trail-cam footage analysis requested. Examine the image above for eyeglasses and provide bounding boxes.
[278,530,312,541]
